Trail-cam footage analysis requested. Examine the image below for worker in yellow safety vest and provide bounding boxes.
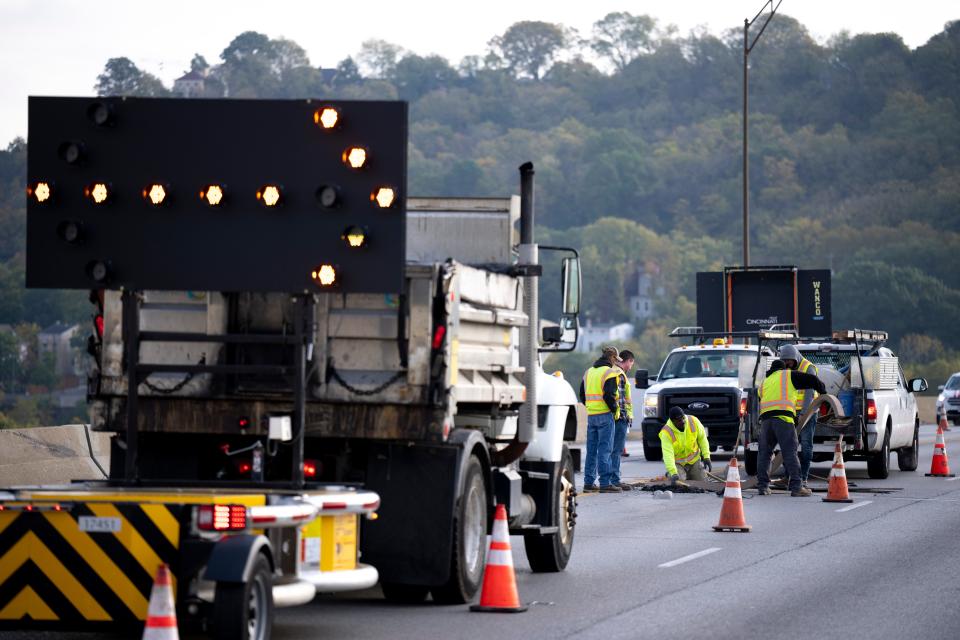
[756,359,826,497]
[779,344,819,487]
[608,350,635,490]
[579,346,622,493]
[660,407,712,484]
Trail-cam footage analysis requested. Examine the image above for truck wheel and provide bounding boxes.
[212,553,273,640]
[897,422,920,472]
[431,455,487,604]
[381,582,429,604]
[524,445,576,573]
[744,449,758,476]
[642,440,662,461]
[867,428,891,479]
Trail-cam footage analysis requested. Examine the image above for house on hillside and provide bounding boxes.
[173,70,206,97]
[626,261,664,325]
[576,320,635,354]
[38,322,79,376]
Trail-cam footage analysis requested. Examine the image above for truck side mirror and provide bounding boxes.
[541,326,562,344]
[561,256,581,316]
[909,378,928,393]
[635,369,649,389]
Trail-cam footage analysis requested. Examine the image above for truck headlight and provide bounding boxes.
[644,394,658,418]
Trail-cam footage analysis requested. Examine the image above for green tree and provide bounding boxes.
[392,54,458,101]
[190,53,209,73]
[357,39,404,78]
[590,12,658,71]
[94,57,169,96]
[0,331,20,391]
[489,21,571,80]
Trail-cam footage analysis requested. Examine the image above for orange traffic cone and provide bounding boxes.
[713,458,751,532]
[822,441,853,503]
[940,414,951,432]
[142,564,179,640]
[470,504,527,613]
[926,425,956,477]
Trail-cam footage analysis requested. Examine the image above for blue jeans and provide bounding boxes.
[610,418,629,484]
[757,417,803,492]
[799,413,816,482]
[584,413,615,487]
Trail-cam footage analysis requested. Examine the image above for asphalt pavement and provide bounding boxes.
[17,423,960,640]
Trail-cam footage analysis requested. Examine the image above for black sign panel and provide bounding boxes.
[696,271,724,333]
[26,97,407,293]
[727,269,796,333]
[797,269,832,337]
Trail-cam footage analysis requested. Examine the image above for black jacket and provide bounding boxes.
[760,366,827,421]
[579,358,619,414]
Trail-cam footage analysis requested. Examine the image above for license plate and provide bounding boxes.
[78,516,122,533]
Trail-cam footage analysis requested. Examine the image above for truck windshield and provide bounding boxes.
[658,350,753,380]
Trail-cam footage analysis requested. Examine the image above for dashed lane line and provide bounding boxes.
[835,500,872,512]
[658,547,721,568]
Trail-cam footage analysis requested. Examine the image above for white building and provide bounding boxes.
[627,261,664,324]
[576,321,635,354]
[173,70,206,97]
[38,322,79,376]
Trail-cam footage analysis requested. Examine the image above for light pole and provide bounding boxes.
[743,0,782,267]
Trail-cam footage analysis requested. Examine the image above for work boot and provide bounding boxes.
[598,485,622,493]
[621,448,630,457]
[791,487,812,497]
[582,484,599,493]
[616,482,633,491]
[757,486,770,496]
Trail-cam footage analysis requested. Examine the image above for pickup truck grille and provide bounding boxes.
[663,391,738,422]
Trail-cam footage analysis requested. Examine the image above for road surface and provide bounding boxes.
[20,423,960,639]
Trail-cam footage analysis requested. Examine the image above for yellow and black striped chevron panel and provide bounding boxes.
[0,502,181,625]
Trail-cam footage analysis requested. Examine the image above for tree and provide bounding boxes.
[489,21,571,80]
[190,53,209,74]
[0,331,20,392]
[334,57,362,86]
[392,54,459,100]
[357,39,404,78]
[590,12,658,71]
[94,57,169,97]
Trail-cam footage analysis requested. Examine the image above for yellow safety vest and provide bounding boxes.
[605,367,632,420]
[659,416,708,475]
[796,358,819,412]
[583,365,613,416]
[760,369,800,424]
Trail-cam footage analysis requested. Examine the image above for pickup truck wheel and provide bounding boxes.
[867,428,891,479]
[524,446,576,573]
[212,553,273,640]
[744,449,758,476]
[381,582,429,604]
[642,440,663,461]
[431,455,487,604]
[897,422,920,472]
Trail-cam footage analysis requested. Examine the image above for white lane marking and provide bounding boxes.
[835,500,872,513]
[658,547,721,568]
[946,477,960,482]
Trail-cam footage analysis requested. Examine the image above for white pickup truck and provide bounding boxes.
[745,330,928,479]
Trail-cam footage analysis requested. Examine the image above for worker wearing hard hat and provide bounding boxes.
[580,346,623,493]
[660,407,712,485]
[757,359,827,497]
[779,344,819,487]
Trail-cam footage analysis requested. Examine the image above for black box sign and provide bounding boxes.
[26,97,407,293]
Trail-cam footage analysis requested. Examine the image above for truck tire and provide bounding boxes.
[744,449,758,476]
[642,440,662,461]
[381,582,429,604]
[524,446,576,573]
[867,427,891,479]
[897,422,920,472]
[212,553,273,640]
[431,455,487,604]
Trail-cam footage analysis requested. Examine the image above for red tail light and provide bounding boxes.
[866,399,878,423]
[303,460,318,478]
[432,325,446,350]
[237,461,252,475]
[198,504,247,531]
[819,403,829,417]
[739,398,747,418]
[94,314,104,338]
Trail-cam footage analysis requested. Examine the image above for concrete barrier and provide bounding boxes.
[0,425,110,486]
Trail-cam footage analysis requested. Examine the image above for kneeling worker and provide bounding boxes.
[660,407,712,485]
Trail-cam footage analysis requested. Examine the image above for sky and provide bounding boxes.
[1,0,957,145]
